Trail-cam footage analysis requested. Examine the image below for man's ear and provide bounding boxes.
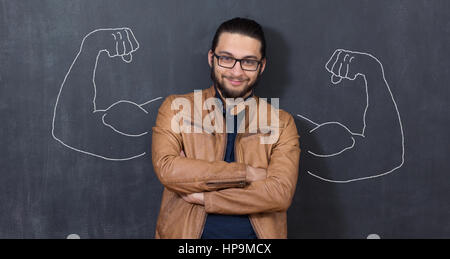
[259,58,267,75]
[208,50,213,68]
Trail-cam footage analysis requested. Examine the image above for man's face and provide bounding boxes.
[208,32,266,98]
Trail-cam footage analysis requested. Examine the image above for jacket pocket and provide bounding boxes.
[182,132,218,161]
[238,133,273,168]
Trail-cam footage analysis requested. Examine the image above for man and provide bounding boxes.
[152,17,300,239]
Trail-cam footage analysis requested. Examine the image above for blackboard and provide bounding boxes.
[1,0,449,238]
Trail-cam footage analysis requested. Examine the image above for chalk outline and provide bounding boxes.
[297,49,405,183]
[52,27,162,161]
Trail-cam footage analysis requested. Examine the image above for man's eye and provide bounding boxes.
[242,60,257,66]
[220,56,234,62]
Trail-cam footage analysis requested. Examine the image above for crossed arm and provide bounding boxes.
[152,96,300,214]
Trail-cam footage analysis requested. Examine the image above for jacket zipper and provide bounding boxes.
[197,211,207,239]
[206,181,245,186]
[249,215,262,239]
[198,94,263,239]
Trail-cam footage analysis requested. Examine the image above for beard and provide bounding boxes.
[210,63,262,99]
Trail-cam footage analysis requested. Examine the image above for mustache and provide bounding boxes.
[222,75,249,81]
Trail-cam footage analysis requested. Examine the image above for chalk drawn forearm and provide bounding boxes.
[297,49,405,183]
[52,27,162,160]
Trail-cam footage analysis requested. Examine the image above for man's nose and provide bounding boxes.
[230,61,245,76]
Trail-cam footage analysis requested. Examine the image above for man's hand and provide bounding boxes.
[325,49,382,85]
[81,27,140,63]
[180,192,205,205]
[246,165,267,183]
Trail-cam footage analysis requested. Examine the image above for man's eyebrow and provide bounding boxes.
[242,55,259,59]
[217,51,260,59]
[217,51,234,56]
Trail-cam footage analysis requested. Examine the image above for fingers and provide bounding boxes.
[331,74,342,84]
[120,30,134,63]
[346,56,358,80]
[122,33,133,55]
[109,31,121,57]
[121,54,133,63]
[180,193,190,203]
[179,193,204,205]
[342,53,351,78]
[125,28,140,51]
[326,49,357,84]
[108,28,139,62]
[325,49,340,73]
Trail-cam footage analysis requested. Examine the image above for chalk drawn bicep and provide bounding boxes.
[307,122,356,157]
[101,100,152,137]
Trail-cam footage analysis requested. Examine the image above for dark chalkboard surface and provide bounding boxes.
[1,0,449,238]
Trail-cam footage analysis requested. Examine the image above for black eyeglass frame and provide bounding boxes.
[213,53,263,71]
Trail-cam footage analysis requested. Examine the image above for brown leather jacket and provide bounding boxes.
[152,86,300,239]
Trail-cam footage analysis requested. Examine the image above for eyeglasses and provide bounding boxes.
[213,53,262,71]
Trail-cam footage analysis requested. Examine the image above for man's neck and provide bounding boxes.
[214,85,254,116]
[215,86,253,102]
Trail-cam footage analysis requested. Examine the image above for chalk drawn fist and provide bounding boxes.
[325,49,381,85]
[81,27,140,63]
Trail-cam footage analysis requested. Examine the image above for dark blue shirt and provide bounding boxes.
[201,87,257,239]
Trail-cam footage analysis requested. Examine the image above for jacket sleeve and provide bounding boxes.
[203,113,300,214]
[152,95,248,194]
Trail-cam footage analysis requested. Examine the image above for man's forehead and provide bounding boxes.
[215,32,262,58]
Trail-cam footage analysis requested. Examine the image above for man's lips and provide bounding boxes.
[226,78,247,86]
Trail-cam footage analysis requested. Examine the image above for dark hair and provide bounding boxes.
[211,17,266,59]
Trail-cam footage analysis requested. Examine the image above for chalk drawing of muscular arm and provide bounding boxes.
[296,49,405,183]
[52,28,162,161]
